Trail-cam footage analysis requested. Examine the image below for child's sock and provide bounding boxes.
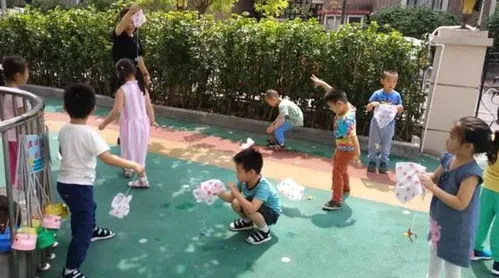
[258,224,269,233]
[241,218,251,223]
[64,268,76,275]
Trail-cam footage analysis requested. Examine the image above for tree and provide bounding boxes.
[254,0,288,17]
[190,0,288,16]
[371,7,459,39]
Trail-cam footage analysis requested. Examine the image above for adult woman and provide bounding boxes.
[111,5,151,94]
[111,5,152,157]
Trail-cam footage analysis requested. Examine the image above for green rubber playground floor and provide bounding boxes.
[39,143,491,278]
[43,98,440,171]
[0,98,493,277]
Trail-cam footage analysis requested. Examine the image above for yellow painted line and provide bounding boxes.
[46,120,430,212]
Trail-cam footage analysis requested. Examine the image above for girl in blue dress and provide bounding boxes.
[420,116,492,278]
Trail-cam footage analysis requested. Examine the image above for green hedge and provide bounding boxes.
[371,7,459,39]
[0,7,427,141]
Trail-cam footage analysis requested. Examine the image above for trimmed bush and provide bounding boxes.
[0,8,427,141]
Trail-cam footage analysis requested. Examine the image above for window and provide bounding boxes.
[324,15,364,31]
[324,15,340,31]
[347,16,363,24]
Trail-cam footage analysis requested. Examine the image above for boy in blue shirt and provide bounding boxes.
[365,70,404,174]
[217,147,282,245]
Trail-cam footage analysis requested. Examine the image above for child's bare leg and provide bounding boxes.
[229,199,254,231]
[246,212,266,228]
[231,199,246,219]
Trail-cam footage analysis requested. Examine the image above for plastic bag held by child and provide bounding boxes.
[109,193,133,219]
[374,104,397,129]
[193,179,226,205]
[395,162,426,204]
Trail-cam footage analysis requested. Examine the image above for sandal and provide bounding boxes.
[268,143,285,151]
[128,176,149,189]
[229,219,254,231]
[266,137,277,146]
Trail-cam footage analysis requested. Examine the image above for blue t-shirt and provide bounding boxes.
[369,89,402,105]
[237,177,282,214]
[429,153,482,267]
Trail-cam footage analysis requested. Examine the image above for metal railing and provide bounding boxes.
[0,86,52,278]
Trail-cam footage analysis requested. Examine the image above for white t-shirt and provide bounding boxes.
[57,124,110,185]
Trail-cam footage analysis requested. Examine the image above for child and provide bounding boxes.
[321,88,361,211]
[0,55,29,190]
[264,89,303,150]
[217,147,281,245]
[99,58,157,187]
[419,116,491,278]
[471,108,499,276]
[58,83,145,278]
[365,70,404,174]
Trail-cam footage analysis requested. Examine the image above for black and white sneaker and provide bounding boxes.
[91,227,115,242]
[246,229,272,245]
[492,261,499,276]
[229,219,254,231]
[322,200,342,211]
[61,268,87,278]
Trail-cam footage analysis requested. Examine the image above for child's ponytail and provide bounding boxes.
[486,107,499,165]
[486,130,499,164]
[115,58,145,95]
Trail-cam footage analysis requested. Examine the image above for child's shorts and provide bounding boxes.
[245,197,279,225]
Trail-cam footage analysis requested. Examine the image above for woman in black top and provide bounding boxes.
[111,5,151,148]
[111,5,151,94]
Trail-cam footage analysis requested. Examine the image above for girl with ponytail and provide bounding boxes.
[99,58,157,188]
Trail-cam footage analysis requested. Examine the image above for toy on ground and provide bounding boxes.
[276,178,305,201]
[402,227,418,242]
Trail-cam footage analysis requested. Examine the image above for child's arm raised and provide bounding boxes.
[311,75,333,91]
[99,89,124,130]
[420,173,480,211]
[98,151,144,175]
[145,90,159,127]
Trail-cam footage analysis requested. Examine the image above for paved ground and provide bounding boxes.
[0,98,494,277]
